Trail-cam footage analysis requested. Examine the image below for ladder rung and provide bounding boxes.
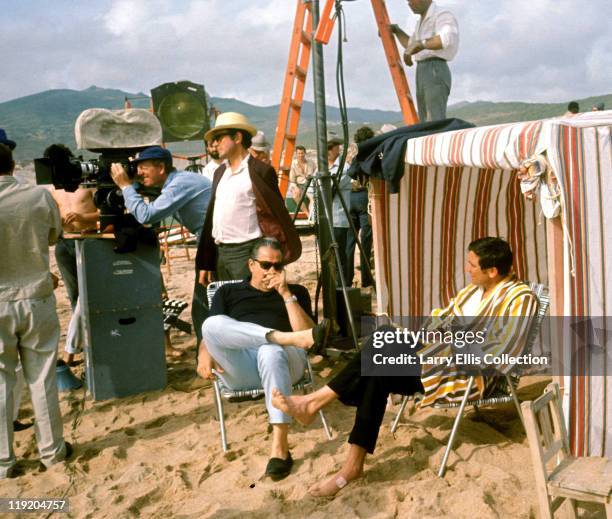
[279,165,291,172]
[301,31,312,46]
[294,66,307,79]
[290,100,302,110]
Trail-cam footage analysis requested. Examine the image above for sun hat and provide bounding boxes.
[205,112,257,142]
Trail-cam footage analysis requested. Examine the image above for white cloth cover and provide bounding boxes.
[75,109,162,150]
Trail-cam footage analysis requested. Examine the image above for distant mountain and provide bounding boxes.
[1,86,610,161]
[447,95,612,127]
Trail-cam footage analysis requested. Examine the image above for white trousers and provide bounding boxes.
[0,295,67,478]
[202,315,307,424]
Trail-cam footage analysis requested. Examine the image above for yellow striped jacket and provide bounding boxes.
[419,276,538,408]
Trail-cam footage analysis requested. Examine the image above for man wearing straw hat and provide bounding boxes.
[195,112,301,284]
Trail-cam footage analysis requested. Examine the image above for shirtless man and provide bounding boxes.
[46,145,99,364]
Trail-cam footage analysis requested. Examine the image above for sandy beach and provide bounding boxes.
[4,234,576,518]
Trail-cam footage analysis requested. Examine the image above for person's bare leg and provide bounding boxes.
[308,444,366,497]
[165,331,185,358]
[271,386,338,425]
[270,423,289,459]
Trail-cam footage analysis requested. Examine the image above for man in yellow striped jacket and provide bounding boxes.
[419,244,538,406]
[271,237,538,496]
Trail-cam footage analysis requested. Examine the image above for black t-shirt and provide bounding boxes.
[209,280,313,332]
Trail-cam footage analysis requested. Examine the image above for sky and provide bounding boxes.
[1,0,611,110]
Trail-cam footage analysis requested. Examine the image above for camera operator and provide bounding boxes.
[0,143,71,478]
[110,146,212,345]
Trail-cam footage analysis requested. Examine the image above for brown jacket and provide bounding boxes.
[195,156,301,271]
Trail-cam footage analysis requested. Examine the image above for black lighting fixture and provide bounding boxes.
[150,80,210,143]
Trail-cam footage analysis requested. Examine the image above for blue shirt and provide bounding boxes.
[330,160,352,228]
[122,170,211,237]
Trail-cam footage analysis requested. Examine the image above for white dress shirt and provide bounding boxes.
[409,0,459,62]
[201,159,222,182]
[212,154,262,244]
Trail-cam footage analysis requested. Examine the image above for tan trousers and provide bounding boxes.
[0,295,66,478]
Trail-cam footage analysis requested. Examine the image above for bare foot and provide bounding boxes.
[308,469,363,497]
[271,388,317,425]
[267,328,314,350]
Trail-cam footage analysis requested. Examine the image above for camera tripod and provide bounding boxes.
[291,166,374,349]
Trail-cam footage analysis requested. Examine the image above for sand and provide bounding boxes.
[4,234,576,519]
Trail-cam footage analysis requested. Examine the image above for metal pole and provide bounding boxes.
[310,0,336,322]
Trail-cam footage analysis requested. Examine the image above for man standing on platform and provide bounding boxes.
[392,0,459,122]
[195,112,301,284]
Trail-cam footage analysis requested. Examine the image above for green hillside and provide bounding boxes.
[0,86,609,161]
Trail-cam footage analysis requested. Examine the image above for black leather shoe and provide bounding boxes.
[265,452,293,481]
[13,420,34,432]
[64,441,73,460]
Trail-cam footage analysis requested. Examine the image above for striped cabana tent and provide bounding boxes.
[369,110,612,457]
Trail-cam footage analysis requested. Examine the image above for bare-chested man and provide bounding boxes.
[45,144,99,364]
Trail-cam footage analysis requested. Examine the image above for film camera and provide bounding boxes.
[34,108,164,252]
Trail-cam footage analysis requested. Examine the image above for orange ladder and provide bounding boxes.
[271,0,314,197]
[272,0,419,197]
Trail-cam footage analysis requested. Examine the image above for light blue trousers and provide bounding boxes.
[202,315,308,424]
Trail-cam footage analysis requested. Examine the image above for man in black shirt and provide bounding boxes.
[197,237,329,481]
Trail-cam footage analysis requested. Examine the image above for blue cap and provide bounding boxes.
[132,146,172,163]
[0,128,16,150]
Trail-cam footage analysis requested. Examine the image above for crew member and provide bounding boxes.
[110,146,212,343]
[392,0,459,122]
[195,112,301,283]
[0,143,71,479]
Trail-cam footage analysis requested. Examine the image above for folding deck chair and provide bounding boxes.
[522,383,612,518]
[206,280,333,452]
[390,282,550,477]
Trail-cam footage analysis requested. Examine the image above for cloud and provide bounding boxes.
[0,0,610,109]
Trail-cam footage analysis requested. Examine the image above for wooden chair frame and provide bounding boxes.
[522,383,612,518]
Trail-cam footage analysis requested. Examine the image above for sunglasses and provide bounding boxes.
[211,131,235,143]
[252,258,284,271]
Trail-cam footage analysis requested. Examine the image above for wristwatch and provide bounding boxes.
[284,295,298,304]
[421,38,428,50]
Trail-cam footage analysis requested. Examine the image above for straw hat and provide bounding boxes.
[205,112,257,141]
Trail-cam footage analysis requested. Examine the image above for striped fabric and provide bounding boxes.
[543,113,612,457]
[419,277,538,407]
[370,111,612,456]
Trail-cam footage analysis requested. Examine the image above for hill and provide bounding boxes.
[1,86,610,161]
